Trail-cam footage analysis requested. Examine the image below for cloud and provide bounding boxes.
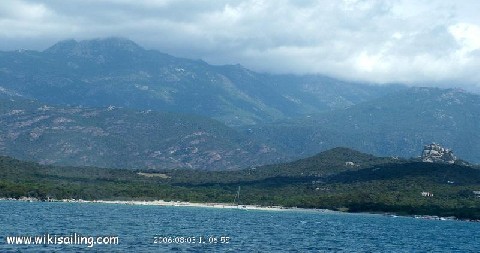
[1,0,480,90]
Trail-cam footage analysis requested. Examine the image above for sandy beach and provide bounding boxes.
[93,199,294,211]
[0,197,321,212]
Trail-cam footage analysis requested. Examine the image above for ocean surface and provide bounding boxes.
[0,201,478,252]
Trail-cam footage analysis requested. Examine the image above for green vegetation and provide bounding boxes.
[1,148,479,219]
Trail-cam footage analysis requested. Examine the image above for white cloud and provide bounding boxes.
[1,0,480,90]
[449,23,480,55]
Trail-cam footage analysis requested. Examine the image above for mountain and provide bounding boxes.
[0,38,404,126]
[0,98,282,170]
[2,38,479,166]
[242,87,480,163]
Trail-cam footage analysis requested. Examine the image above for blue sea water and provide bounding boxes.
[0,201,478,252]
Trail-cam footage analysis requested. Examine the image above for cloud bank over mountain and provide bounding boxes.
[1,0,480,90]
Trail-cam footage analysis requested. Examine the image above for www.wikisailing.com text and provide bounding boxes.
[5,233,119,248]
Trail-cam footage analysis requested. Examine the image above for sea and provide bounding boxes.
[0,201,478,252]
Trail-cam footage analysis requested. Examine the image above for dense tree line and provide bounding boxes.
[1,151,479,219]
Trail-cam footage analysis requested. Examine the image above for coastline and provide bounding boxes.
[0,197,327,213]
[1,197,478,222]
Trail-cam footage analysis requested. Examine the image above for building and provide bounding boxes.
[421,192,434,197]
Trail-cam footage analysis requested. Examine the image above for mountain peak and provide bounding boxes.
[44,37,144,56]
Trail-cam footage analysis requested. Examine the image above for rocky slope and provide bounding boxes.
[242,88,480,163]
[0,98,282,170]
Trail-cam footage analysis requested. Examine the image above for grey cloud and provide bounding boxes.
[1,0,480,91]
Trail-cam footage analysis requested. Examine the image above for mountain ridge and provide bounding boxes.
[0,37,405,126]
[44,37,145,55]
[243,87,480,163]
[1,38,478,167]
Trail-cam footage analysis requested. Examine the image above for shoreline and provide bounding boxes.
[0,197,328,213]
[1,197,479,222]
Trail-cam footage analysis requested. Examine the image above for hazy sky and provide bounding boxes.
[1,0,480,90]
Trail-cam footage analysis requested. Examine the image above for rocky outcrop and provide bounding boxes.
[421,143,456,164]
